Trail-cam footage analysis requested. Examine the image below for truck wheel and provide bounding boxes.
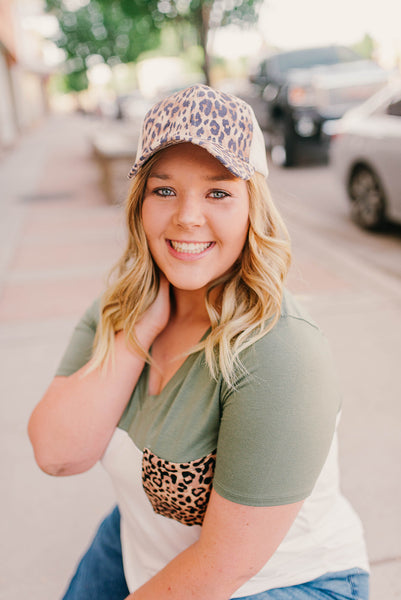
[348,166,386,230]
[270,125,296,167]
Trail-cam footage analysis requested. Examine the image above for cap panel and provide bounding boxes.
[249,107,269,178]
[128,84,268,180]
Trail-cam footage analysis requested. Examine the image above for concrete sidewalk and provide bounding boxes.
[0,113,399,599]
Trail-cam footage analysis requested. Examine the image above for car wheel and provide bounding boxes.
[270,122,296,167]
[348,166,386,230]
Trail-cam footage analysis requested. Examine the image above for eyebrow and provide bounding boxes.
[147,173,171,181]
[205,174,237,182]
[148,172,237,182]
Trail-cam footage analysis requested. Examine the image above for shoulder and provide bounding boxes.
[244,290,328,368]
[279,288,319,327]
[223,290,340,405]
[77,297,102,332]
[54,297,102,377]
[273,288,321,339]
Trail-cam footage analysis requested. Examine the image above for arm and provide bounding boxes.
[129,489,303,600]
[28,278,170,476]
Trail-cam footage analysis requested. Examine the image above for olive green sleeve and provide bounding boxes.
[213,316,341,506]
[55,299,101,377]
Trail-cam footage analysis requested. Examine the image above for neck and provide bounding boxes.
[171,287,211,324]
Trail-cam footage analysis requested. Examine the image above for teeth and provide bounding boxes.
[170,241,212,254]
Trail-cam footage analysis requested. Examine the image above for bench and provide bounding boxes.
[91,129,138,205]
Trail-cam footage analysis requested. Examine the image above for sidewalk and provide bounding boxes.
[0,114,128,599]
[0,113,400,599]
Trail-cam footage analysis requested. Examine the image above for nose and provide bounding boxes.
[174,195,205,228]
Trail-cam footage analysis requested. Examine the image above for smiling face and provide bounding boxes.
[141,143,250,295]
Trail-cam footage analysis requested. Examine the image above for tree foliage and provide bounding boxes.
[145,0,263,83]
[45,0,263,91]
[45,0,161,91]
[352,33,375,60]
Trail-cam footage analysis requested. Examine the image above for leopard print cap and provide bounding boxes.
[128,84,268,180]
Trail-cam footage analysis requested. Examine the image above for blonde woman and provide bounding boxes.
[28,85,369,600]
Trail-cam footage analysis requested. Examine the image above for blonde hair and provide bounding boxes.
[90,154,291,388]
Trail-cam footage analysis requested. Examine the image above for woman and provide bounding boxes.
[28,84,369,599]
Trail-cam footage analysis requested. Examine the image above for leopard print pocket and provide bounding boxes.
[142,448,216,526]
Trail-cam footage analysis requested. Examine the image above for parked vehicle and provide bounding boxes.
[250,45,388,166]
[330,81,401,229]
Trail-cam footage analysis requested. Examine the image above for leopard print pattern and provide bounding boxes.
[142,447,216,526]
[128,84,254,180]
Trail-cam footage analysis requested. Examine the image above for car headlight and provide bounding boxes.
[288,85,317,107]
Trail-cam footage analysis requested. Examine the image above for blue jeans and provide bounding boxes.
[62,506,129,599]
[62,506,369,600]
[235,569,369,599]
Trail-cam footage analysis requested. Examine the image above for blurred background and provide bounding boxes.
[0,1,400,598]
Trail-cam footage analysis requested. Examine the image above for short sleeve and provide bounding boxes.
[55,299,101,377]
[213,316,341,506]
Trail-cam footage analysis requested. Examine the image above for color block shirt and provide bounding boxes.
[56,290,369,596]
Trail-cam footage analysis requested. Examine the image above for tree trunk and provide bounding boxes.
[200,3,211,86]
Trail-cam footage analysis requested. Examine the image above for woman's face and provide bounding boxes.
[141,143,249,294]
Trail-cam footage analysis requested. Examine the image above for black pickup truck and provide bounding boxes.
[250,45,388,166]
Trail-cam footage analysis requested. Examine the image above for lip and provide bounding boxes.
[166,239,215,261]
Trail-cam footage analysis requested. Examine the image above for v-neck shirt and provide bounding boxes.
[55,289,369,595]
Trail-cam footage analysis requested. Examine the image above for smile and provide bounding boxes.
[169,240,214,254]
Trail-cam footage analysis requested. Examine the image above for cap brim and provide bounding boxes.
[128,138,254,181]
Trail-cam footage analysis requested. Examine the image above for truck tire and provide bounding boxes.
[270,121,296,167]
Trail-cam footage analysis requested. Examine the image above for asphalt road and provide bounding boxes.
[269,161,401,286]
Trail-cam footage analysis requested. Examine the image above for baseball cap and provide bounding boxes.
[128,84,268,181]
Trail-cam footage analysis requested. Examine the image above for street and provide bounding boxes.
[0,114,400,599]
[270,162,401,284]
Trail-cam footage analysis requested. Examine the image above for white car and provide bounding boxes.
[330,81,401,229]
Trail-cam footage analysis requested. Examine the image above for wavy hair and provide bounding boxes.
[90,152,291,388]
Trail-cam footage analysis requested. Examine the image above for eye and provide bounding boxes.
[209,189,230,199]
[153,187,175,197]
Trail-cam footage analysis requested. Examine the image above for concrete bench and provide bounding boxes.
[91,129,138,205]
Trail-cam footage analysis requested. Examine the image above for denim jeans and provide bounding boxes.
[62,506,130,600]
[235,568,369,599]
[62,506,369,600]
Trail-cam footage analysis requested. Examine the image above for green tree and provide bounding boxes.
[46,0,263,91]
[116,0,264,84]
[45,0,161,92]
[352,33,375,60]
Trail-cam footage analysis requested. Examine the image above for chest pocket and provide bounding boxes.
[142,448,216,526]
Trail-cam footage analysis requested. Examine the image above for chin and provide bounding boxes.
[172,282,209,292]
[166,275,210,293]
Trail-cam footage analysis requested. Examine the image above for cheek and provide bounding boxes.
[141,200,151,234]
[218,216,249,263]
[236,191,250,237]
[235,223,249,256]
[231,207,250,245]
[141,200,161,242]
[234,212,250,257]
